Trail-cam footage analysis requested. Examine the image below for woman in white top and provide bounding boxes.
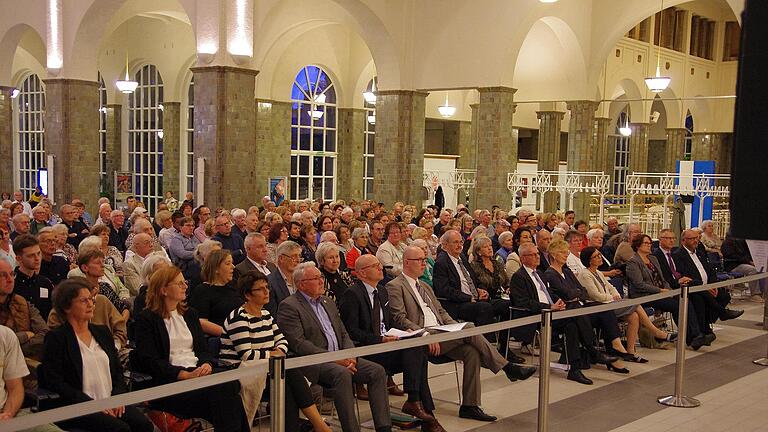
[132,265,249,432]
[40,278,152,432]
[376,221,405,277]
[221,271,330,432]
[577,246,677,363]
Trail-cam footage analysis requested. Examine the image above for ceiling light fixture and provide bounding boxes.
[10,88,20,99]
[363,77,377,105]
[645,0,671,93]
[115,55,138,94]
[437,94,456,118]
[619,113,632,137]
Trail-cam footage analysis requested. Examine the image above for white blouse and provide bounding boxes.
[164,311,199,368]
[77,336,112,401]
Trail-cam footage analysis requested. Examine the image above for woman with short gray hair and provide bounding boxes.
[316,242,354,302]
[345,227,371,269]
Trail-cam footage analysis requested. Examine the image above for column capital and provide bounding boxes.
[536,110,565,120]
[337,107,368,114]
[565,100,599,112]
[190,65,259,76]
[376,89,429,98]
[630,122,651,128]
[477,86,517,95]
[665,127,688,131]
[42,78,100,87]
[106,103,122,109]
[161,101,181,107]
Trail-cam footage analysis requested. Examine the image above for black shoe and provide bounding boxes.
[506,351,526,364]
[606,363,630,374]
[591,351,620,365]
[458,406,497,422]
[703,333,717,346]
[567,369,593,385]
[689,335,706,351]
[503,363,536,382]
[655,332,678,343]
[720,309,744,321]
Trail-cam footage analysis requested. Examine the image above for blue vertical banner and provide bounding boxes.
[676,160,715,228]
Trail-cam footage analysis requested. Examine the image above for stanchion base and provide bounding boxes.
[753,358,768,366]
[657,395,701,408]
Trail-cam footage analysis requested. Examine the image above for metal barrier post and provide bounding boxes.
[537,309,553,432]
[658,285,701,407]
[270,355,286,432]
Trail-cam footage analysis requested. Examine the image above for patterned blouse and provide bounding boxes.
[470,258,509,299]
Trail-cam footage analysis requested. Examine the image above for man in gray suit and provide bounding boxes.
[276,262,392,432]
[387,246,536,422]
[234,233,277,279]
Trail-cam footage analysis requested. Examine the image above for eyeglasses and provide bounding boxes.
[281,254,303,262]
[358,262,382,271]
[660,236,676,240]
[0,271,14,279]
[301,276,324,283]
[74,296,96,305]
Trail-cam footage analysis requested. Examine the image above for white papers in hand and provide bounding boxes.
[429,323,468,332]
[384,328,426,338]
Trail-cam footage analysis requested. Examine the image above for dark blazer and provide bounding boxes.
[212,233,245,264]
[276,291,354,356]
[652,247,680,289]
[543,266,588,305]
[509,266,560,314]
[234,258,277,280]
[266,269,291,315]
[537,251,551,273]
[625,253,669,298]
[131,308,213,385]
[40,323,126,407]
[672,246,716,286]
[432,251,475,304]
[339,280,392,346]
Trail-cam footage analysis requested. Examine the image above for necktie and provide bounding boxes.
[416,281,443,325]
[532,271,554,304]
[458,259,479,298]
[371,289,383,336]
[666,252,681,280]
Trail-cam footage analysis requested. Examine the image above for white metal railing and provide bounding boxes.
[507,170,610,220]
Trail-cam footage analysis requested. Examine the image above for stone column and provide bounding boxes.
[717,133,732,174]
[191,66,258,209]
[474,87,517,210]
[628,123,650,174]
[103,104,122,200]
[0,87,13,194]
[161,101,181,199]
[336,108,366,200]
[595,117,614,181]
[691,132,729,172]
[372,90,427,207]
[665,127,687,172]
[253,99,291,199]
[536,111,564,212]
[566,100,599,220]
[444,120,474,209]
[43,79,100,212]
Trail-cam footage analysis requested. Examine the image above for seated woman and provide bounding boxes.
[699,220,722,257]
[300,224,318,264]
[316,242,354,303]
[505,227,534,279]
[345,227,372,270]
[220,271,331,432]
[266,223,288,264]
[69,237,130,304]
[132,265,249,432]
[40,278,153,432]
[410,238,435,287]
[495,231,515,262]
[577,246,676,363]
[543,240,631,373]
[188,249,242,337]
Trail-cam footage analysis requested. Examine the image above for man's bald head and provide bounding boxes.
[355,254,379,272]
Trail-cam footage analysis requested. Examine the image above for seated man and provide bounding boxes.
[107,210,130,253]
[0,260,47,360]
[339,254,445,432]
[12,235,54,319]
[673,230,743,337]
[0,324,28,421]
[235,233,277,280]
[211,215,245,264]
[10,214,30,241]
[37,228,70,286]
[123,233,156,296]
[277,262,392,432]
[266,241,302,314]
[721,233,765,302]
[388,246,536,422]
[509,243,618,385]
[167,216,200,276]
[432,230,495,329]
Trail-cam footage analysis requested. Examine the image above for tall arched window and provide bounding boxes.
[290,65,337,201]
[612,110,631,199]
[185,78,194,195]
[684,111,693,160]
[98,73,107,193]
[16,74,46,197]
[363,77,376,199]
[128,65,164,215]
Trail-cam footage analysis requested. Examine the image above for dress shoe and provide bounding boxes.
[458,406,497,422]
[606,363,630,374]
[703,333,717,346]
[591,351,620,365]
[720,309,744,321]
[503,363,536,382]
[655,332,678,343]
[506,351,526,364]
[566,369,593,385]
[387,377,405,396]
[401,401,435,422]
[421,419,447,432]
[355,383,369,401]
[689,334,706,351]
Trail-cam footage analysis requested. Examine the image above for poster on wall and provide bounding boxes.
[114,171,134,208]
[269,177,287,206]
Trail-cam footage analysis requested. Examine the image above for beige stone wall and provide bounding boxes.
[162,101,181,199]
[373,90,427,207]
[253,99,291,199]
[191,66,258,209]
[0,87,13,194]
[337,108,366,200]
[474,87,517,210]
[43,79,100,213]
[595,117,614,183]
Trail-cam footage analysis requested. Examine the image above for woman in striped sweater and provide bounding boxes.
[221,271,330,432]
